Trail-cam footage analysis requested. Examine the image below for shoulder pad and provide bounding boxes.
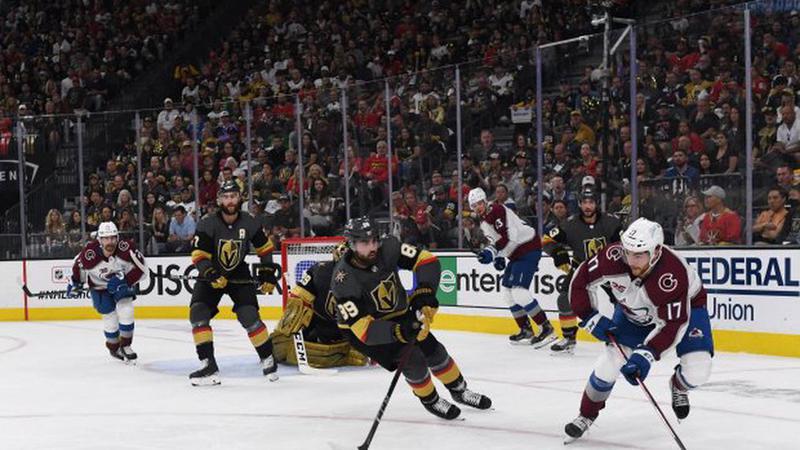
[79,241,103,269]
[330,259,362,300]
[644,247,689,305]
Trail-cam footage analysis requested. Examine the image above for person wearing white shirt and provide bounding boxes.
[777,105,800,147]
[157,98,180,131]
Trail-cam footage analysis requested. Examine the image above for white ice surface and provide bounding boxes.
[1,319,798,450]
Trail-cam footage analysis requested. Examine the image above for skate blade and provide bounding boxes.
[563,435,579,445]
[509,339,533,346]
[531,334,559,349]
[266,372,279,382]
[190,375,221,386]
[124,358,138,366]
[549,348,575,356]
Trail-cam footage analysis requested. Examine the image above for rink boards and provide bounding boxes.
[0,247,798,357]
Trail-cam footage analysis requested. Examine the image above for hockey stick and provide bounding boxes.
[20,284,84,298]
[608,334,687,450]
[357,343,415,450]
[292,330,339,376]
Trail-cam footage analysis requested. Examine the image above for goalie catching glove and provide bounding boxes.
[255,262,280,294]
[408,285,439,324]
[274,293,314,335]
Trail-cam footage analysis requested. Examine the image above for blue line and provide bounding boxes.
[705,289,799,298]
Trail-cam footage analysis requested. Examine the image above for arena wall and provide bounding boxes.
[1,248,798,357]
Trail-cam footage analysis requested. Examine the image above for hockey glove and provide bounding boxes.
[409,285,439,323]
[393,316,422,344]
[106,275,132,301]
[493,257,506,271]
[620,345,656,385]
[275,294,313,335]
[580,312,615,343]
[416,313,432,342]
[255,262,280,294]
[477,246,497,264]
[66,279,83,298]
[552,248,572,273]
[204,268,228,289]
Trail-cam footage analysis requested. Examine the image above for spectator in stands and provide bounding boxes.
[551,199,569,224]
[675,195,704,246]
[149,206,170,255]
[549,175,577,214]
[470,129,500,163]
[776,164,798,192]
[672,119,706,154]
[570,110,595,147]
[753,187,790,245]
[116,190,135,217]
[45,209,67,250]
[757,107,778,158]
[664,148,700,186]
[709,132,738,174]
[271,194,301,239]
[698,185,742,245]
[166,205,195,253]
[304,178,336,236]
[158,98,180,132]
[777,104,800,148]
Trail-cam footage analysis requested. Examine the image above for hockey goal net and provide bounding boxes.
[280,236,345,305]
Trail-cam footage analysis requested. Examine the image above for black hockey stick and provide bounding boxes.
[609,334,687,450]
[20,284,83,298]
[357,343,415,450]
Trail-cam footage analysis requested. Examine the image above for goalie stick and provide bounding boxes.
[292,330,338,376]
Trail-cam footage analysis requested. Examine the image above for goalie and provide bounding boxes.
[270,243,367,368]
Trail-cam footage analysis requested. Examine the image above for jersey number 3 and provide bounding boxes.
[337,301,359,320]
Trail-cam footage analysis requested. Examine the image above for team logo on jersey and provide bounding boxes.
[607,245,624,261]
[658,273,678,293]
[371,274,399,313]
[324,292,337,320]
[118,240,129,252]
[334,270,348,284]
[582,237,607,259]
[688,327,704,338]
[85,249,96,261]
[217,239,242,271]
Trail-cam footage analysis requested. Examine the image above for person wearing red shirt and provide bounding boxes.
[363,140,399,184]
[353,99,382,130]
[698,185,742,245]
[671,120,706,154]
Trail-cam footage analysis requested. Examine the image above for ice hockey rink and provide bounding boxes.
[2,319,798,450]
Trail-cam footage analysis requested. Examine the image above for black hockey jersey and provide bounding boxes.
[291,260,338,323]
[543,213,623,264]
[331,236,439,346]
[191,211,274,277]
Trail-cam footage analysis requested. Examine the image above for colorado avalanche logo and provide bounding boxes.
[607,245,624,261]
[118,240,130,252]
[688,327,704,338]
[658,273,678,293]
[85,249,96,261]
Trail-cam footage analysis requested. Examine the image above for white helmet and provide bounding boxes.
[97,221,119,239]
[468,187,487,209]
[621,218,664,255]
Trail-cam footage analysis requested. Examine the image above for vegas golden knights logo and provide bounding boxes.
[583,237,607,260]
[217,239,242,271]
[324,292,337,320]
[371,274,398,313]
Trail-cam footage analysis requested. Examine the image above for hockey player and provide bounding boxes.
[68,221,146,363]
[542,186,623,354]
[468,187,556,347]
[564,218,714,442]
[188,180,281,385]
[270,242,367,368]
[332,217,491,420]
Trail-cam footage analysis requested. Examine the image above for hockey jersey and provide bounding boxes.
[480,202,540,260]
[191,210,274,277]
[332,236,439,346]
[71,239,147,290]
[543,213,623,264]
[291,260,338,324]
[569,243,707,359]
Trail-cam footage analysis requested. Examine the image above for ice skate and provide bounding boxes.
[671,378,690,420]
[261,354,279,381]
[190,358,220,386]
[422,395,462,420]
[564,415,594,444]
[451,387,492,410]
[530,322,558,349]
[550,336,576,355]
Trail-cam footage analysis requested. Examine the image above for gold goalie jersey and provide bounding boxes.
[191,211,274,277]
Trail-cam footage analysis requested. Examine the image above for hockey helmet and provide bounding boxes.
[468,187,487,209]
[218,180,240,196]
[344,216,377,242]
[621,218,664,255]
[97,221,119,239]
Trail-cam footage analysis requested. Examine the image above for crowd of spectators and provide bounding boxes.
[35,0,800,256]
